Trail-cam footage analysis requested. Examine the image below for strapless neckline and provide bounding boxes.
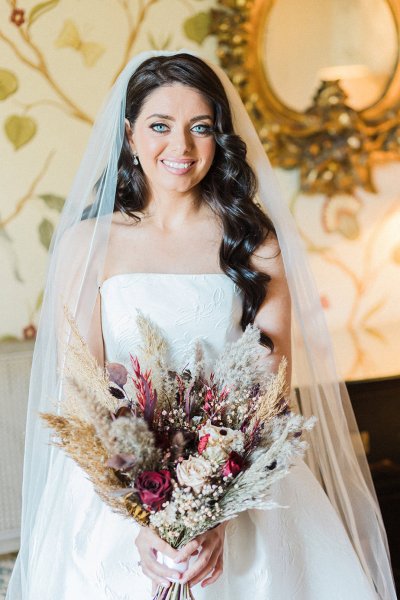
[98,270,243,375]
[99,272,232,292]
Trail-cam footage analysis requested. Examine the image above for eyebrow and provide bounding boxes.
[145,113,213,122]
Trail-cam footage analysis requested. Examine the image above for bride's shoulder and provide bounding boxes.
[58,211,132,246]
[55,214,114,267]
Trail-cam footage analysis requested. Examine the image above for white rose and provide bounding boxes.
[200,421,245,456]
[202,444,228,465]
[176,455,213,494]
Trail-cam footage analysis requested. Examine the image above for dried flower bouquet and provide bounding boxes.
[41,309,315,599]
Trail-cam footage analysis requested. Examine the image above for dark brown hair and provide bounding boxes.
[116,53,278,350]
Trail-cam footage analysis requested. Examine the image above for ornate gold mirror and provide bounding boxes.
[212,0,400,196]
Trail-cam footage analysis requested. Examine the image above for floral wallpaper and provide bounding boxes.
[0,0,216,337]
[276,164,400,381]
[0,0,399,381]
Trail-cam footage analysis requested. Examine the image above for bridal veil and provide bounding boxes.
[6,48,396,600]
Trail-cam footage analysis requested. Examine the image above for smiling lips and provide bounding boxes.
[161,159,195,174]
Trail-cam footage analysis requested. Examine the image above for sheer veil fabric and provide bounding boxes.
[6,49,396,599]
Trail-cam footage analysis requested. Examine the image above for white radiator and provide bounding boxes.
[0,341,34,553]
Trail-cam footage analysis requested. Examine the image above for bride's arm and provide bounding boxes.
[250,234,292,387]
[55,219,106,373]
[86,289,105,368]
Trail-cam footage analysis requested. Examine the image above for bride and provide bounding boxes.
[6,50,396,599]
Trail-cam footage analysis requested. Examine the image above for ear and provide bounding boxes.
[124,118,135,152]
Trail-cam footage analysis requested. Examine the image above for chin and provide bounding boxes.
[159,178,200,194]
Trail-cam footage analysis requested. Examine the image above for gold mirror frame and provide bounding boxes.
[211,0,400,196]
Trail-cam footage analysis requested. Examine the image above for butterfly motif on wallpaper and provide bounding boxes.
[55,20,105,67]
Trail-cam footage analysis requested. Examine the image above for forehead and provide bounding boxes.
[139,84,213,116]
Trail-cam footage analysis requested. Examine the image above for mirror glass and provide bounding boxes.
[263,0,398,111]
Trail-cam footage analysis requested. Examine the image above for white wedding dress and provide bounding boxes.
[26,273,378,599]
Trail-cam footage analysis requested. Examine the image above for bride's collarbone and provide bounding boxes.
[105,227,221,276]
[109,216,221,250]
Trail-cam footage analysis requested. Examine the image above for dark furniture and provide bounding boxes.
[347,375,400,595]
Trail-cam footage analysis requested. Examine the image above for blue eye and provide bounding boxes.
[151,123,169,133]
[192,124,213,135]
[150,122,213,135]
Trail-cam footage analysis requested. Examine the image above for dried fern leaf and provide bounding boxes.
[136,309,169,359]
[253,357,290,426]
[213,324,270,394]
[135,310,173,409]
[62,305,118,414]
[40,413,144,522]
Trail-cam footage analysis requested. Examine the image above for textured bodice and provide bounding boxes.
[99,273,244,373]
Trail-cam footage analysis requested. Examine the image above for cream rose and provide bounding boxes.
[200,421,245,459]
[176,455,213,494]
[202,443,228,464]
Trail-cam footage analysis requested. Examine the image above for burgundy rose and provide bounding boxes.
[135,470,172,511]
[222,451,245,478]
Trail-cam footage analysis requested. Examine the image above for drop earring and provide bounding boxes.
[133,153,139,166]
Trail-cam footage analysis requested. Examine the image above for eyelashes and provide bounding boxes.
[149,123,214,135]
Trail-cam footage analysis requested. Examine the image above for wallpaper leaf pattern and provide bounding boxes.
[39,194,65,212]
[38,217,54,250]
[183,11,211,43]
[0,0,398,380]
[4,114,37,149]
[27,0,60,28]
[0,69,18,100]
[0,0,215,345]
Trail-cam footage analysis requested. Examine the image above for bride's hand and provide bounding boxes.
[135,527,199,589]
[180,523,226,589]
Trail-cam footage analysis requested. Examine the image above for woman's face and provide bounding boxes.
[127,84,216,198]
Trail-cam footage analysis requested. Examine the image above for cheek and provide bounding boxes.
[133,130,164,161]
[142,137,165,159]
[200,139,216,167]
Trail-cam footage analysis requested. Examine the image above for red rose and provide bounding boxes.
[222,451,244,478]
[198,434,210,455]
[135,470,172,511]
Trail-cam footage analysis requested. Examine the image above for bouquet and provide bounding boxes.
[42,308,316,600]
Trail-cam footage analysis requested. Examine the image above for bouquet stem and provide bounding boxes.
[153,582,195,600]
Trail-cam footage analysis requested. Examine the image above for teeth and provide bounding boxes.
[162,160,193,169]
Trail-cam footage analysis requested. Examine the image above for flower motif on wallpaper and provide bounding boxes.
[10,8,25,27]
[23,324,37,340]
[9,0,60,29]
[322,194,362,240]
[55,20,105,67]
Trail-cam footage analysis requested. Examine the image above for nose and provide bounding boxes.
[170,126,193,154]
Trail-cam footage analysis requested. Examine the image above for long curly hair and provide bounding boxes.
[117,53,278,350]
